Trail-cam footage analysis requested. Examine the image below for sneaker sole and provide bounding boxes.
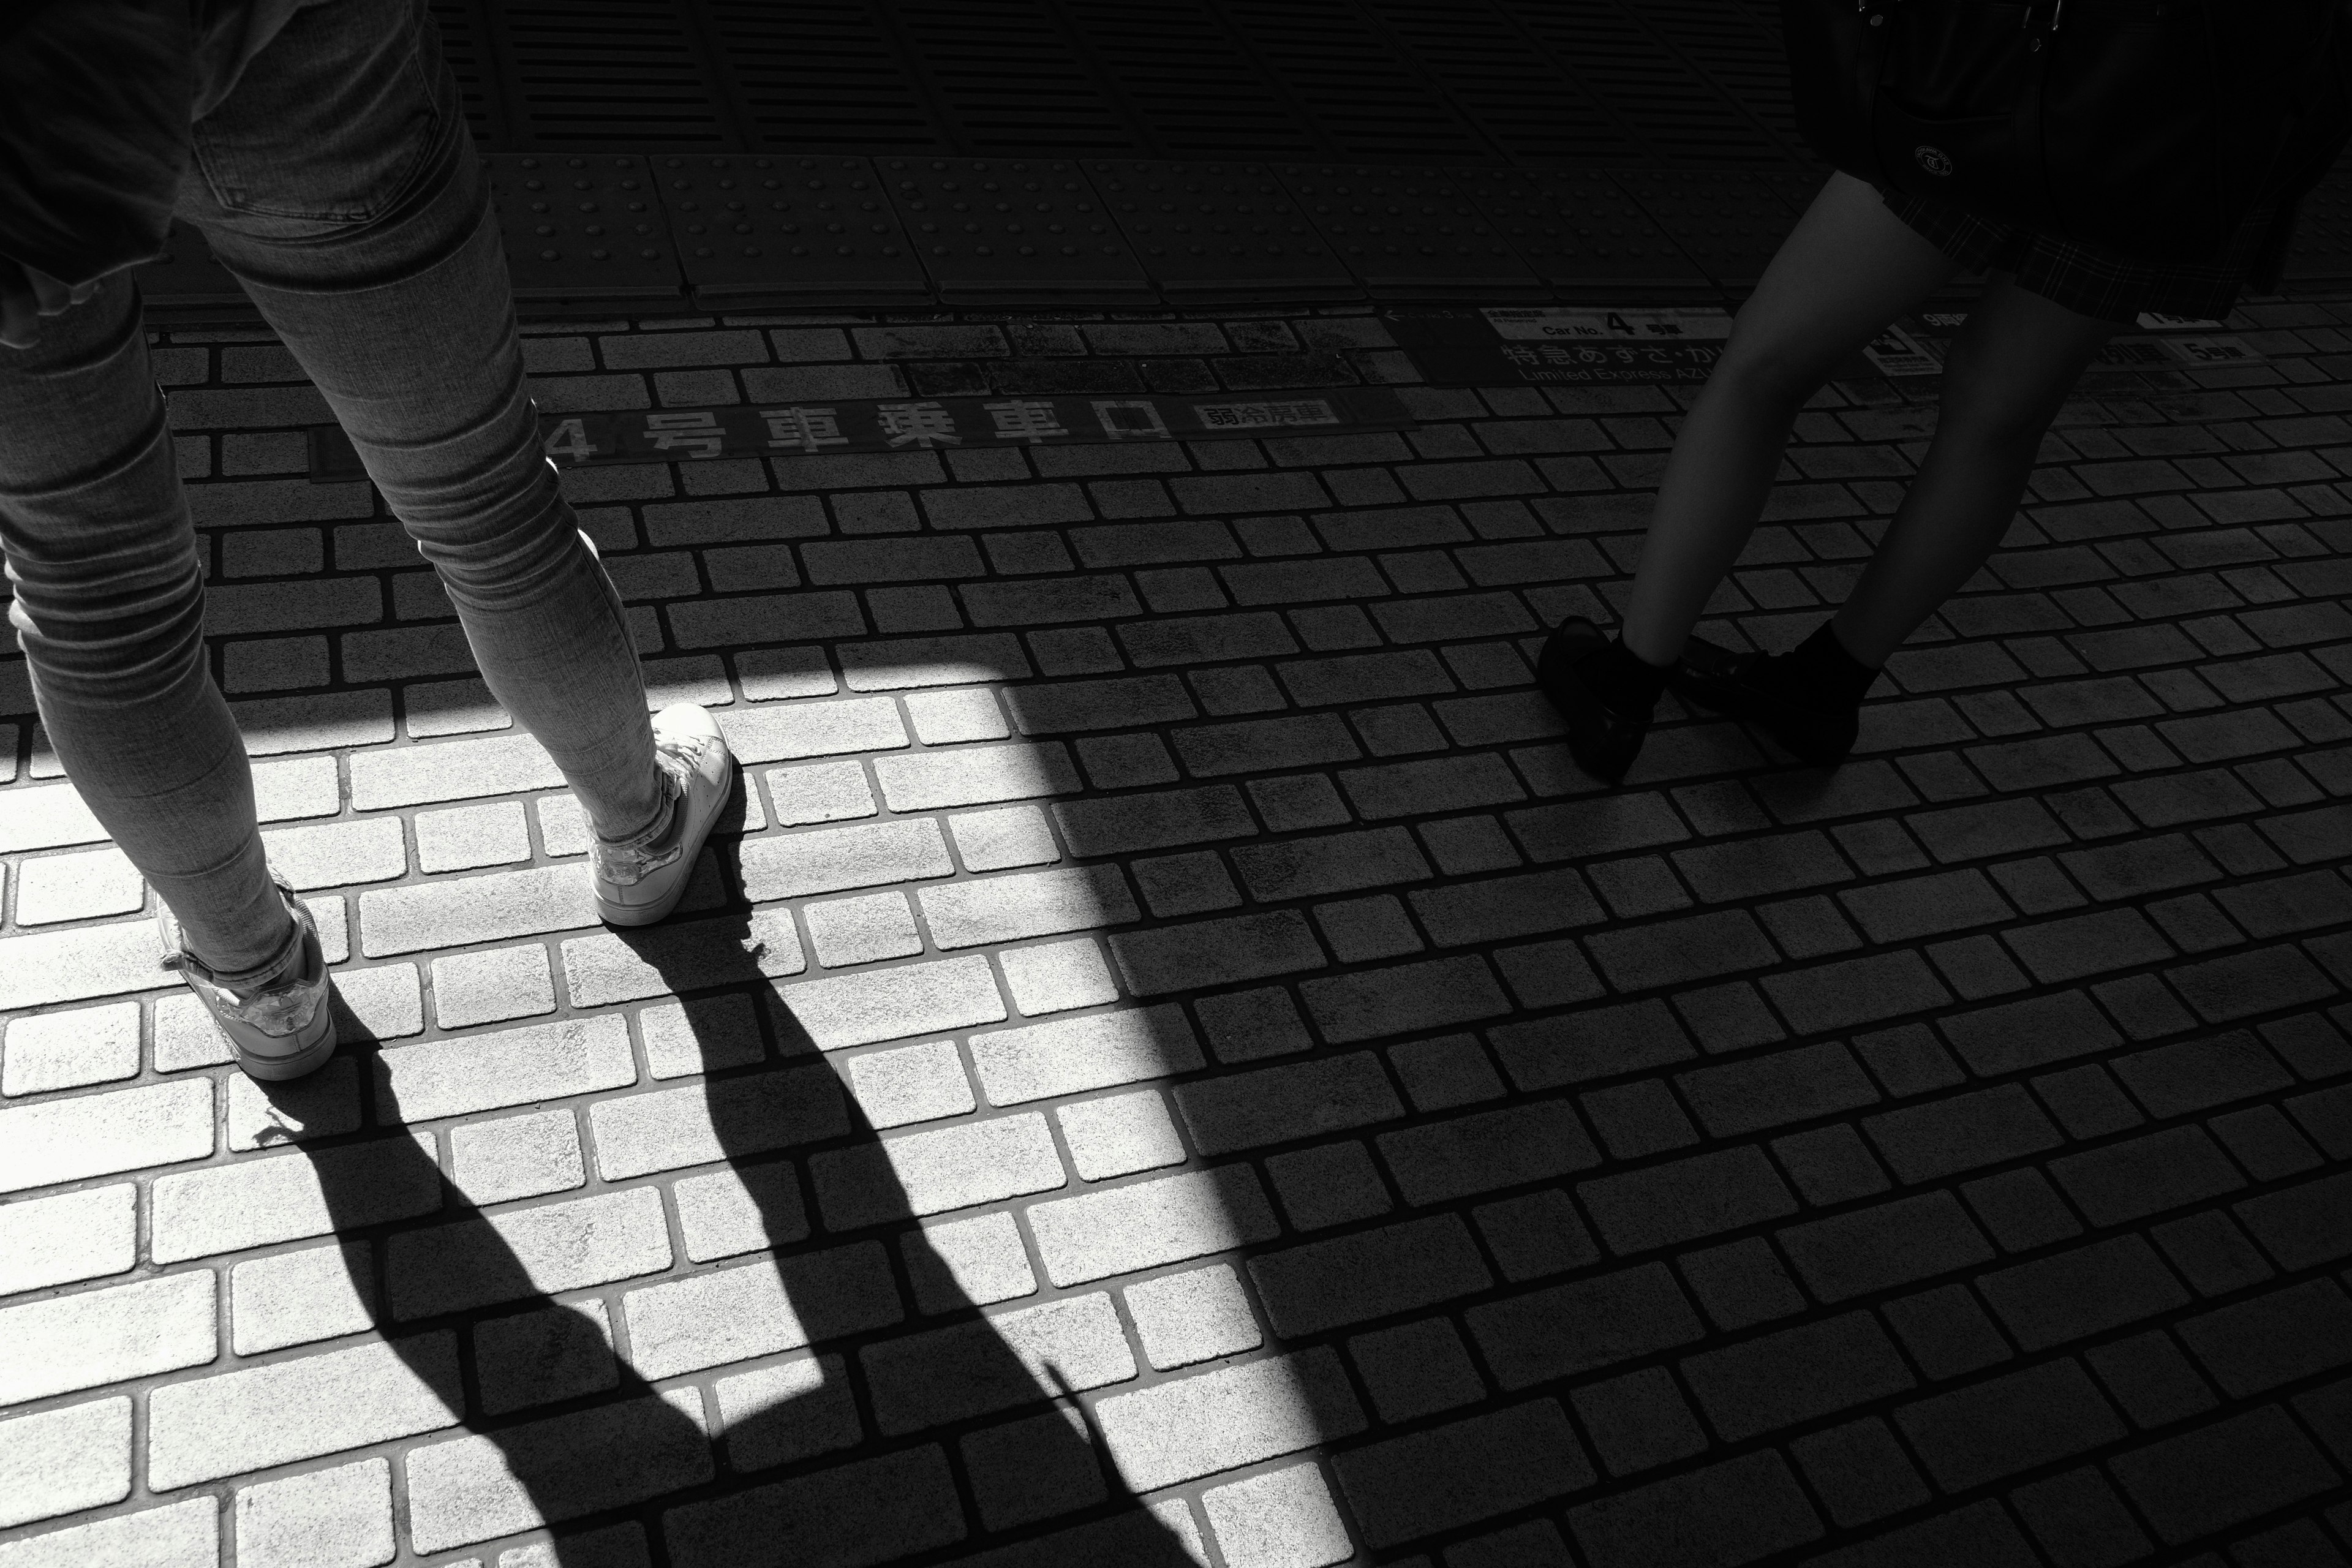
[231,1014,339,1082]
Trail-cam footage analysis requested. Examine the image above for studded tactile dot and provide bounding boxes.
[483,154,681,303]
[1449,169,1710,297]
[130,222,246,311]
[1270,165,1542,300]
[1610,168,1803,292]
[1085,160,1359,303]
[878,159,1152,304]
[655,154,929,306]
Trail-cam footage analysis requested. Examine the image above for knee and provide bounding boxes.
[1708,325,1830,417]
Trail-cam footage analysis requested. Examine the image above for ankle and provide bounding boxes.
[1586,635,1670,715]
[1768,620,1879,707]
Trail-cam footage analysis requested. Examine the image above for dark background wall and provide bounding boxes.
[428,0,1813,167]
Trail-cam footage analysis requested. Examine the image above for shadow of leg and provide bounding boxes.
[260,838,1202,1563]
[599,899,1205,1565]
[267,995,712,1564]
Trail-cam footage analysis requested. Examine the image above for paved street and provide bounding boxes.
[2,300,2350,1567]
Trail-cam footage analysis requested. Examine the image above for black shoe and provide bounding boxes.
[1535,617,1657,785]
[1672,633,1861,767]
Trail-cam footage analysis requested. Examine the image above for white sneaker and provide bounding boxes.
[590,703,735,927]
[160,870,337,1081]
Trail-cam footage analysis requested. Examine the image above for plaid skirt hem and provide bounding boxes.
[1878,187,2271,323]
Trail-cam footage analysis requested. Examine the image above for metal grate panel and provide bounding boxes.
[1363,0,1641,166]
[887,2,1145,155]
[1275,164,1540,298]
[486,155,684,303]
[1060,0,1327,159]
[1452,169,1710,296]
[490,2,736,149]
[1213,0,1493,162]
[878,158,1154,302]
[1611,168,1800,290]
[426,0,506,148]
[1499,0,1785,165]
[657,155,930,304]
[1632,0,1811,163]
[1088,160,1359,301]
[696,0,948,153]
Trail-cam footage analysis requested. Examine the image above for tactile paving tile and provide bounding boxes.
[654,154,930,306]
[1270,165,1542,300]
[876,159,1154,304]
[1449,168,1709,298]
[1085,160,1359,303]
[131,223,247,312]
[483,154,682,305]
[2283,173,2352,285]
[1610,168,1801,292]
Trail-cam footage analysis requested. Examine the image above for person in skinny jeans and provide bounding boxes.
[0,0,731,1079]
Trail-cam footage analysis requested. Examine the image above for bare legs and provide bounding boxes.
[1618,172,2117,669]
[1830,279,2119,662]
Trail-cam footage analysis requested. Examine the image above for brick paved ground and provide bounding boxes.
[3,300,2351,1568]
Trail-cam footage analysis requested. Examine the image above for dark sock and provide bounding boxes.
[1765,620,1879,708]
[1585,635,1669,715]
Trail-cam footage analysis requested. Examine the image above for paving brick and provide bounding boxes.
[404,1389,712,1555]
[0,1276,211,1414]
[0,1079,213,1196]
[663,1446,962,1568]
[666,1158,807,1265]
[1778,1191,1994,1302]
[151,1129,440,1264]
[1125,1263,1262,1371]
[1978,1235,2192,1351]
[1095,1349,1363,1495]
[968,1003,1203,1104]
[1108,909,1327,995]
[1174,1052,1401,1154]
[1250,1214,1491,1336]
[1894,1358,2127,1493]
[1566,1450,1819,1568]
[1464,1261,1703,1392]
[385,1186,672,1321]
[0,1396,132,1531]
[812,1110,1065,1227]
[228,1241,375,1357]
[1027,1164,1280,1286]
[590,1065,842,1181]
[872,740,1081,810]
[2174,1278,2352,1396]
[1860,1085,2061,1183]
[1199,1463,1352,1568]
[918,864,1137,949]
[0,1182,135,1297]
[2051,1124,2247,1225]
[1788,1417,1931,1530]
[623,1245,899,1382]
[148,1332,459,1490]
[233,1456,394,1568]
[2107,1405,2342,1545]
[1301,954,1510,1044]
[1676,1045,1880,1139]
[359,864,597,956]
[1379,1099,1600,1207]
[1579,1147,1796,1256]
[709,1351,861,1475]
[0,1499,218,1567]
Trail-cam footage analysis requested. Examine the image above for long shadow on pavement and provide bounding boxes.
[273,818,1204,1566]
